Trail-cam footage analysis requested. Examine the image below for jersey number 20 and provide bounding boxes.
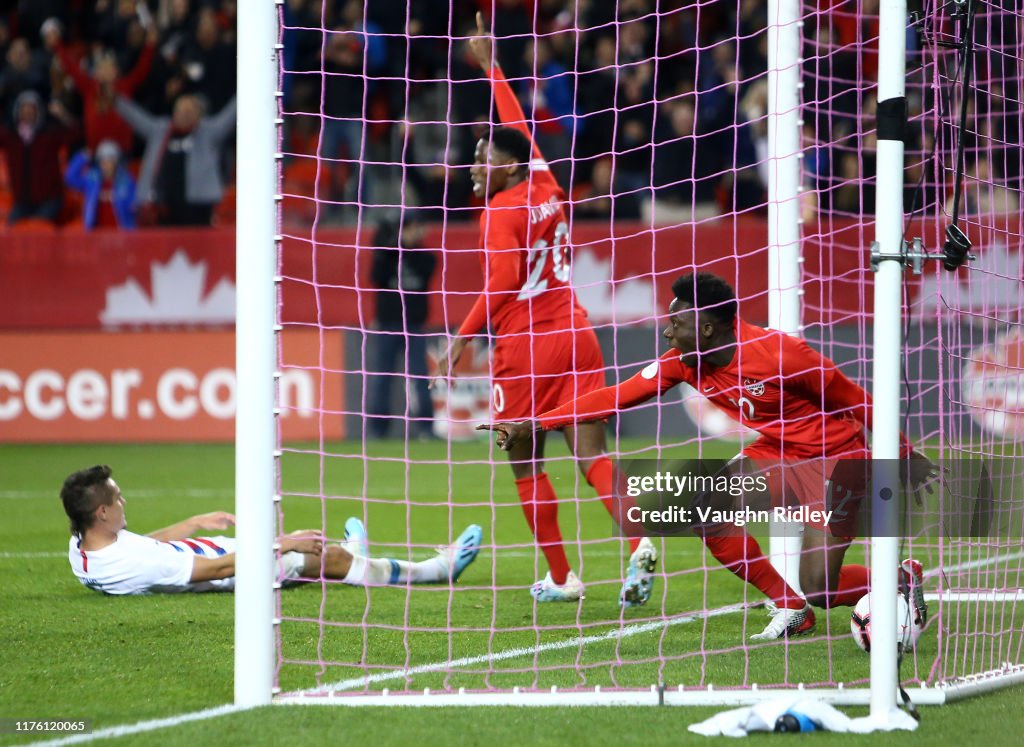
[518,221,571,300]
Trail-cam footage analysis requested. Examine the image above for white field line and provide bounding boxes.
[0,551,65,558]
[10,548,1022,565]
[8,545,1021,568]
[0,549,622,561]
[924,549,1024,578]
[25,703,249,747]
[291,603,747,696]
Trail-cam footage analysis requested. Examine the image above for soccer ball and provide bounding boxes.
[850,592,922,653]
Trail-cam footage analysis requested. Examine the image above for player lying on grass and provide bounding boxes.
[481,272,934,639]
[432,12,656,605]
[61,465,482,596]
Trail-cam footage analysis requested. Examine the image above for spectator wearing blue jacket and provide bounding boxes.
[64,140,137,229]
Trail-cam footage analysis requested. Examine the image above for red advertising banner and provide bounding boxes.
[0,219,1018,331]
[0,330,343,443]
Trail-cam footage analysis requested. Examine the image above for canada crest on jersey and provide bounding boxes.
[743,377,765,397]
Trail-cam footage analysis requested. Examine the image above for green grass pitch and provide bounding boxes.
[2,440,1022,746]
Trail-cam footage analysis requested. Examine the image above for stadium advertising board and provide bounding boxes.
[0,330,342,443]
[961,330,1024,438]
[4,221,1017,332]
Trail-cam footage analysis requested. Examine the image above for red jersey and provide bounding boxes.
[539,319,873,459]
[54,41,156,151]
[457,68,589,340]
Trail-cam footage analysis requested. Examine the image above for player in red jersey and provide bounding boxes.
[481,272,934,638]
[433,14,656,604]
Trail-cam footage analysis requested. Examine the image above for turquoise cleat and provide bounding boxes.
[440,524,483,582]
[343,516,369,557]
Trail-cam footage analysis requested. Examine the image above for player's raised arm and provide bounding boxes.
[469,12,554,178]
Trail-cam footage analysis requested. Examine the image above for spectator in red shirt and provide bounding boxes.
[42,17,156,152]
[0,90,78,225]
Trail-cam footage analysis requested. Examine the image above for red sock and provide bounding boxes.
[585,457,641,553]
[515,473,570,585]
[703,534,803,609]
[827,564,869,607]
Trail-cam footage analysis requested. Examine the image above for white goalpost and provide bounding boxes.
[234,0,278,708]
[869,0,909,721]
[234,0,1024,712]
[765,0,806,598]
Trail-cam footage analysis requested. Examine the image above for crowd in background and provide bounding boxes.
[280,0,1020,225]
[0,0,1017,229]
[0,0,237,229]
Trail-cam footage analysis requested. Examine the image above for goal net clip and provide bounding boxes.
[870,228,974,275]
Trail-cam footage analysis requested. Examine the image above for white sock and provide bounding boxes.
[342,554,368,585]
[342,554,447,585]
[410,555,448,583]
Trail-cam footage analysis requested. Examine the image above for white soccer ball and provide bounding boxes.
[850,592,922,653]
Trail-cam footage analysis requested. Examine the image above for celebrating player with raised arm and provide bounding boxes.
[62,465,481,596]
[481,273,935,639]
[432,13,655,605]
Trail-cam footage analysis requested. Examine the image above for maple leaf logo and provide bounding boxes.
[572,249,657,324]
[100,250,235,325]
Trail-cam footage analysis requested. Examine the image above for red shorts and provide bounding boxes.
[491,322,606,420]
[741,442,869,536]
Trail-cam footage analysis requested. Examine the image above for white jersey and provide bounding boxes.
[68,531,305,595]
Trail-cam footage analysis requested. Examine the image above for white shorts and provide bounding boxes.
[278,551,307,586]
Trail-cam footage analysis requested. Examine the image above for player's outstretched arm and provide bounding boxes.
[476,420,538,451]
[280,531,324,556]
[147,511,236,541]
[188,533,323,584]
[478,366,669,450]
[190,553,236,582]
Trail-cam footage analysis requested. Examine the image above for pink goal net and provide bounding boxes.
[272,0,1024,701]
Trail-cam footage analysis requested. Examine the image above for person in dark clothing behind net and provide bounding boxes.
[367,216,437,440]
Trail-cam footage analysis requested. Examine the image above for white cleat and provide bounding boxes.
[531,571,584,602]
[619,537,659,607]
[749,601,816,640]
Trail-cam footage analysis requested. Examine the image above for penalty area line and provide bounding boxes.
[25,704,250,747]
[290,603,746,696]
